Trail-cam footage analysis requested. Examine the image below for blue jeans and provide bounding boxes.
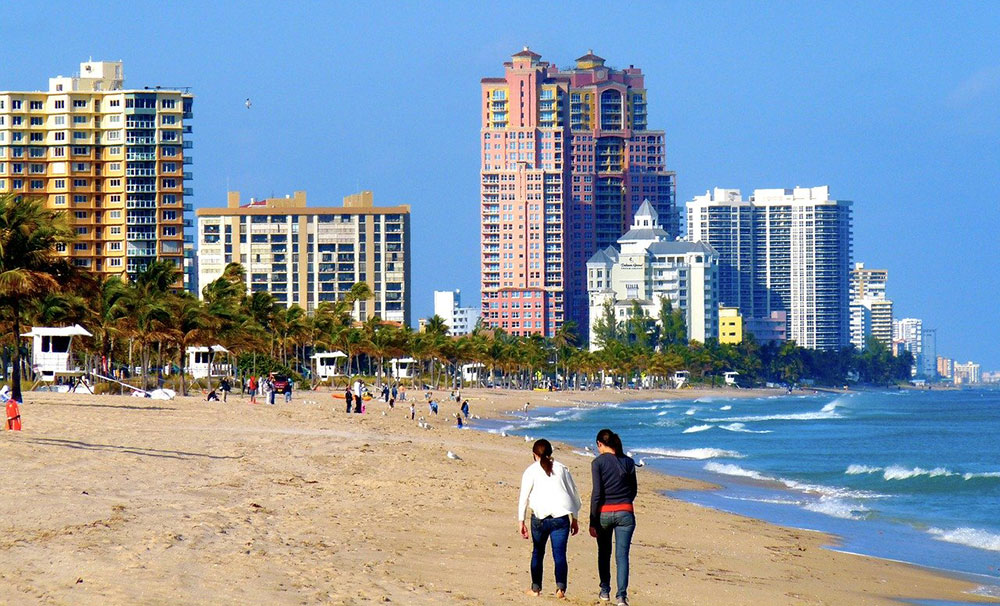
[530,514,570,592]
[597,511,636,600]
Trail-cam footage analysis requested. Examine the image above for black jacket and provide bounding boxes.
[589,452,638,528]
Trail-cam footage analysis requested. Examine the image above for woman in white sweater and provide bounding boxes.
[518,438,582,598]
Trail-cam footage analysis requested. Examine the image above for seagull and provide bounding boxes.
[447,451,462,460]
[626,450,634,458]
[500,431,508,438]
[636,458,646,468]
[245,98,252,109]
[524,435,532,442]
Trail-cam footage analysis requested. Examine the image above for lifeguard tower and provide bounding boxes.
[390,357,416,380]
[186,345,231,380]
[311,351,347,381]
[21,324,92,385]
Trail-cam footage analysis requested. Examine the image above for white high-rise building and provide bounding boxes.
[433,290,481,336]
[848,262,893,350]
[893,318,923,376]
[686,186,852,350]
[587,201,718,349]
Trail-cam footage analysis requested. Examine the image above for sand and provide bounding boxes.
[0,386,994,605]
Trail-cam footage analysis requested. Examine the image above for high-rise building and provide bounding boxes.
[893,317,923,376]
[433,290,481,336]
[197,190,410,325]
[586,201,718,348]
[953,361,981,385]
[0,60,193,278]
[686,186,852,350]
[848,262,894,350]
[480,48,676,339]
[936,356,954,381]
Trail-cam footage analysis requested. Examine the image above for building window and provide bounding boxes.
[54,100,65,109]
[29,101,43,110]
[72,99,87,108]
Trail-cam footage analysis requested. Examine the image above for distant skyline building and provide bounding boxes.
[197,190,410,325]
[953,360,981,385]
[480,48,676,339]
[686,186,852,350]
[718,305,743,344]
[0,60,193,280]
[936,356,954,381]
[433,290,481,336]
[586,201,718,348]
[849,262,894,350]
[893,317,923,377]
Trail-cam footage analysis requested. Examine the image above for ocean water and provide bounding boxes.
[487,389,1000,599]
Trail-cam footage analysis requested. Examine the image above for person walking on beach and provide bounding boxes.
[409,402,415,420]
[518,439,581,599]
[461,400,470,419]
[220,377,231,403]
[283,380,292,403]
[247,375,258,405]
[589,429,637,606]
[344,385,353,413]
[391,383,398,402]
[263,375,275,406]
[353,378,363,413]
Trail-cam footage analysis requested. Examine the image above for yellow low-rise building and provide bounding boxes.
[719,305,743,344]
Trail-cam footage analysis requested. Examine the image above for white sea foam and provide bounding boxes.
[703,462,772,480]
[845,464,882,475]
[928,527,1000,552]
[718,494,803,506]
[694,397,715,403]
[803,496,868,520]
[846,464,1000,482]
[684,408,697,415]
[656,410,672,416]
[719,405,733,411]
[703,409,841,423]
[719,423,771,434]
[883,465,955,480]
[637,447,743,460]
[682,424,714,434]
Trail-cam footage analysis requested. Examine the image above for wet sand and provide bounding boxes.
[0,386,994,605]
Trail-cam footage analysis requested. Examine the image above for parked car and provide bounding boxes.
[272,375,290,391]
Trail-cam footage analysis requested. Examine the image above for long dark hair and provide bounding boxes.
[533,439,554,476]
[596,428,624,456]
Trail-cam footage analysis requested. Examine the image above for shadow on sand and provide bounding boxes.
[25,437,241,460]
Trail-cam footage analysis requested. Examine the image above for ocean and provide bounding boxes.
[486,388,1000,602]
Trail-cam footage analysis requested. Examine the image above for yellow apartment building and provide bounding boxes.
[0,60,193,283]
[719,305,743,344]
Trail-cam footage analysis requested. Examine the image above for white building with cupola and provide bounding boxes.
[586,201,718,349]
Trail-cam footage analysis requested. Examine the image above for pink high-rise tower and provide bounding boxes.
[480,48,676,339]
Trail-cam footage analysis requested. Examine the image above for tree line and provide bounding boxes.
[0,194,913,402]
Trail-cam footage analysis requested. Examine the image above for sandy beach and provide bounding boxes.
[1,386,994,605]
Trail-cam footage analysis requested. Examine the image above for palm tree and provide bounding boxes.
[0,194,78,401]
[120,261,182,390]
[171,293,217,396]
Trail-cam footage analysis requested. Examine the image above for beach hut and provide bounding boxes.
[186,345,231,379]
[311,351,347,380]
[390,357,416,380]
[461,363,485,385]
[21,324,93,383]
[671,370,690,389]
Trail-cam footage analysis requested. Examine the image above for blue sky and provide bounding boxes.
[3,2,999,369]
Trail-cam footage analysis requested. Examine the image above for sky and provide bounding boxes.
[3,2,999,369]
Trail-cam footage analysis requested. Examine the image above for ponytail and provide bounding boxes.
[532,439,554,476]
[596,428,624,456]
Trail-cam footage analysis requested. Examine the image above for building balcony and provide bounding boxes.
[126,184,156,193]
[126,217,157,225]
[183,187,193,196]
[183,203,193,212]
[125,168,156,177]
[182,141,193,149]
[182,157,192,165]
[126,136,156,145]
[126,152,157,161]
[183,171,192,180]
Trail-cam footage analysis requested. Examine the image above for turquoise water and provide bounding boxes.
[488,389,1000,598]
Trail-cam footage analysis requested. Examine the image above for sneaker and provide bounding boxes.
[599,590,611,601]
[616,599,629,606]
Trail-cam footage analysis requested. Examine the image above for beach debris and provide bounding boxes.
[524,435,532,442]
[500,431,508,438]
[636,458,646,467]
[446,451,462,460]
[626,450,634,457]
[76,578,84,584]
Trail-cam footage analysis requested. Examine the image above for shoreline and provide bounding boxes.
[0,387,995,605]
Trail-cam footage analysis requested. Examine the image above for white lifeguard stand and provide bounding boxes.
[21,324,92,383]
[186,345,230,379]
[311,351,347,380]
[462,363,485,385]
[390,357,416,380]
[671,370,690,389]
[724,371,740,387]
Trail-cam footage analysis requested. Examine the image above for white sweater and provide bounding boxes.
[518,460,582,522]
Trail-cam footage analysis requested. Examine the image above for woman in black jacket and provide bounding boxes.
[588,428,637,606]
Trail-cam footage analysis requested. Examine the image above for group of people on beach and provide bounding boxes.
[518,429,637,605]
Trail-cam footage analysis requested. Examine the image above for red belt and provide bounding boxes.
[600,503,634,513]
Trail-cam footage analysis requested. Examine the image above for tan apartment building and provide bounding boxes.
[0,60,193,282]
[196,190,411,325]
